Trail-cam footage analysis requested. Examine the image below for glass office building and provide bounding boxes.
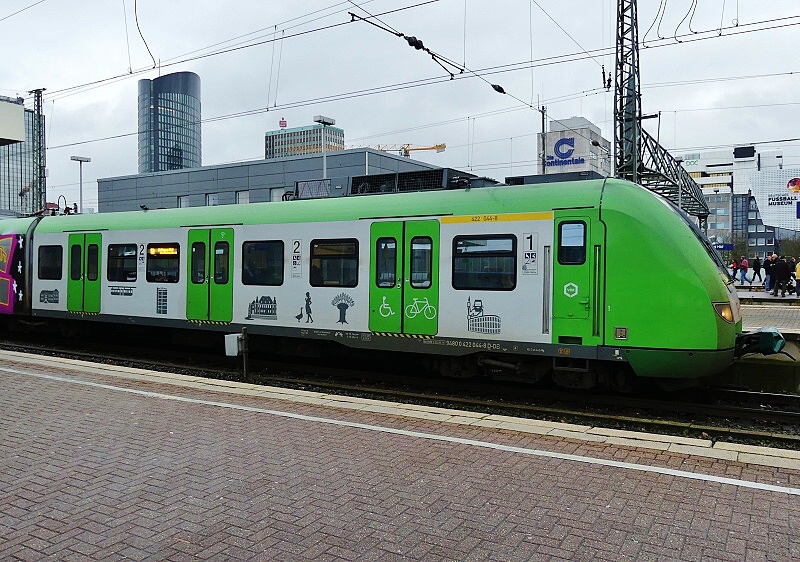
[265,124,344,160]
[0,96,39,215]
[138,72,201,173]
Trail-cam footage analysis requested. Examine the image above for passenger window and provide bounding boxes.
[146,243,180,283]
[375,238,397,288]
[310,239,358,287]
[558,222,586,265]
[242,241,284,286]
[452,235,516,290]
[107,244,137,282]
[191,242,206,284]
[70,244,82,281]
[214,242,229,284]
[38,245,63,280]
[410,237,432,289]
[86,244,99,281]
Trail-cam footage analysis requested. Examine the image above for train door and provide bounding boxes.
[186,228,234,322]
[369,219,439,335]
[67,233,102,313]
[552,211,604,346]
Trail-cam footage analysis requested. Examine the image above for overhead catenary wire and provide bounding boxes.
[0,0,46,24]
[121,0,133,73]
[133,0,156,69]
[41,1,441,103]
[45,54,800,154]
[36,5,800,174]
[39,10,800,107]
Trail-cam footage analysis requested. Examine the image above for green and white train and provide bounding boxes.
[0,178,780,388]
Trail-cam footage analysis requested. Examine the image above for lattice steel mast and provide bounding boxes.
[28,88,46,214]
[614,0,709,225]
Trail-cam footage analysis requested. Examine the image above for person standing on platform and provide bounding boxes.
[771,256,792,297]
[764,253,777,293]
[750,254,762,284]
[730,258,739,281]
[794,260,800,299]
[739,256,749,285]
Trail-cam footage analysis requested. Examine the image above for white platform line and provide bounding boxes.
[3,366,799,497]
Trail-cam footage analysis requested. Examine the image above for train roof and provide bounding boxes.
[32,178,645,233]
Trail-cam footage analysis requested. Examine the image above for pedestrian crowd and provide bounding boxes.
[731,254,800,297]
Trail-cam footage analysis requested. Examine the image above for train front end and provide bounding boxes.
[0,217,37,318]
[600,180,745,379]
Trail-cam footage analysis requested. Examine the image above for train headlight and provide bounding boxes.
[713,302,734,324]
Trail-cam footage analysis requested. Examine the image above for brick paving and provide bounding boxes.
[741,302,800,333]
[1,362,799,561]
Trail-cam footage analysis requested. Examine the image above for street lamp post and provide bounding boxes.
[70,156,91,213]
[313,115,335,180]
[591,139,612,177]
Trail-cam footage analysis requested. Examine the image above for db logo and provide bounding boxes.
[554,137,575,159]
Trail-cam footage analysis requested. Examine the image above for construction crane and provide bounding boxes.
[365,144,446,158]
[399,143,446,158]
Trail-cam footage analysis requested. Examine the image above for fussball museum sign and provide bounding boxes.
[751,170,800,230]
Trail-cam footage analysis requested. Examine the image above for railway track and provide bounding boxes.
[1,335,798,450]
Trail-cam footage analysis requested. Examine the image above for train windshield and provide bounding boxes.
[663,199,731,279]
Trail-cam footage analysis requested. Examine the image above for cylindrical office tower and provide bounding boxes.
[138,71,201,173]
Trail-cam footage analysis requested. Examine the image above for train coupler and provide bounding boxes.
[734,327,787,358]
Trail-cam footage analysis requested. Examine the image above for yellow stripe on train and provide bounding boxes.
[441,211,553,224]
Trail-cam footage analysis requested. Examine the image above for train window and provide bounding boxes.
[410,237,433,289]
[107,244,137,282]
[452,235,516,291]
[190,242,206,284]
[86,244,99,281]
[310,239,358,287]
[146,243,180,283]
[70,244,82,281]
[242,241,284,286]
[375,238,397,288]
[38,245,63,280]
[214,242,229,284]
[558,222,586,265]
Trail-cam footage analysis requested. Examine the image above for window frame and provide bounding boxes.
[452,234,517,291]
[213,241,230,285]
[374,237,397,288]
[557,222,587,266]
[409,236,433,289]
[146,243,181,284]
[107,243,138,282]
[242,240,284,286]
[38,245,63,280]
[310,238,359,288]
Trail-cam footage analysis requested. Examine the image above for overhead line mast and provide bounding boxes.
[28,88,46,214]
[614,0,709,227]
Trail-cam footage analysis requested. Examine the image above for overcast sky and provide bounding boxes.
[4,0,800,210]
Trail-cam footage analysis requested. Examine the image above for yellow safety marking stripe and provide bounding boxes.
[372,332,434,339]
[441,211,553,224]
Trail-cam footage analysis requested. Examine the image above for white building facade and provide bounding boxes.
[678,146,790,256]
[265,121,345,160]
[537,116,612,177]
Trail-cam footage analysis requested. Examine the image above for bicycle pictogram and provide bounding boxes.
[405,297,437,320]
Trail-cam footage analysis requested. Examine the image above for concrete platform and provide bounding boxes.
[1,350,798,560]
